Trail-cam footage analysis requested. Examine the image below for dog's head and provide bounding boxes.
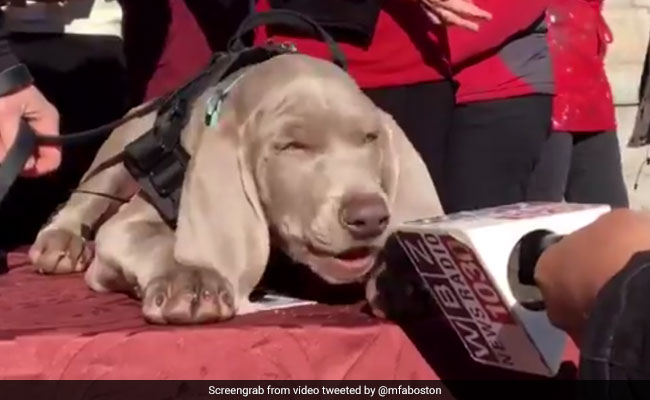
[175,55,443,299]
[245,69,397,284]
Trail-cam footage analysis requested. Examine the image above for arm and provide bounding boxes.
[446,0,549,66]
[534,209,650,345]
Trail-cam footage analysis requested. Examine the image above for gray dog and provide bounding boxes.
[28,54,444,324]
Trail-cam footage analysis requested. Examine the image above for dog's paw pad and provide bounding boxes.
[29,229,93,275]
[141,266,235,325]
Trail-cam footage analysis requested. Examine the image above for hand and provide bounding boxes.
[534,209,650,344]
[419,0,493,32]
[0,85,61,177]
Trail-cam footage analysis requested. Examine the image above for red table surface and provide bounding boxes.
[0,251,579,384]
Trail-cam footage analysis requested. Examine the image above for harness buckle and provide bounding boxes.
[123,127,190,228]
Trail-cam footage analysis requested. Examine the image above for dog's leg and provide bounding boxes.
[86,195,235,325]
[30,109,157,274]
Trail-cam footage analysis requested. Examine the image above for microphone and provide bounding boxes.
[517,230,564,286]
[388,202,610,376]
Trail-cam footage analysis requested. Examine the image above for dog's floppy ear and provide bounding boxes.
[174,108,270,309]
[379,110,444,224]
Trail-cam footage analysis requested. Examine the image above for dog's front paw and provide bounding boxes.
[29,228,93,275]
[141,266,235,325]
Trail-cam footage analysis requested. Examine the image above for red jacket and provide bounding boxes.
[254,0,450,89]
[449,0,553,104]
[547,0,616,132]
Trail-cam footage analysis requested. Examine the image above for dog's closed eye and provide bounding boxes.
[362,132,379,145]
[275,141,311,152]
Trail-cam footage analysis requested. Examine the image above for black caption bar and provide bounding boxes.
[1,381,451,400]
[2,380,650,400]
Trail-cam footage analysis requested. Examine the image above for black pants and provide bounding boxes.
[527,130,629,208]
[0,33,129,250]
[443,95,553,213]
[364,80,455,199]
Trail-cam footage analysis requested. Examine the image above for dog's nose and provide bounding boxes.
[340,193,390,240]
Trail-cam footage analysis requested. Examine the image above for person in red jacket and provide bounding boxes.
[527,0,628,208]
[442,0,554,212]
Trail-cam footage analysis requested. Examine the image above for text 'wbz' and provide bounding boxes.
[207,385,443,397]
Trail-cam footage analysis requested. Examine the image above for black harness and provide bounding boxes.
[0,10,347,232]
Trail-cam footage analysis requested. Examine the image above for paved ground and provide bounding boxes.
[597,3,649,210]
[618,105,650,210]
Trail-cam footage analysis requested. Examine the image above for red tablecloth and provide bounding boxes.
[0,251,579,383]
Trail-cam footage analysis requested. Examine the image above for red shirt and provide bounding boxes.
[254,0,450,89]
[547,0,616,132]
[448,0,553,104]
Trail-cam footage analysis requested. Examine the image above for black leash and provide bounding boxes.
[0,120,38,205]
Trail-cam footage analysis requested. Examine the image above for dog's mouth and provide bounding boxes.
[333,246,375,270]
[305,244,378,284]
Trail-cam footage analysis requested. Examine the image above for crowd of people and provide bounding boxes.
[0,0,648,382]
